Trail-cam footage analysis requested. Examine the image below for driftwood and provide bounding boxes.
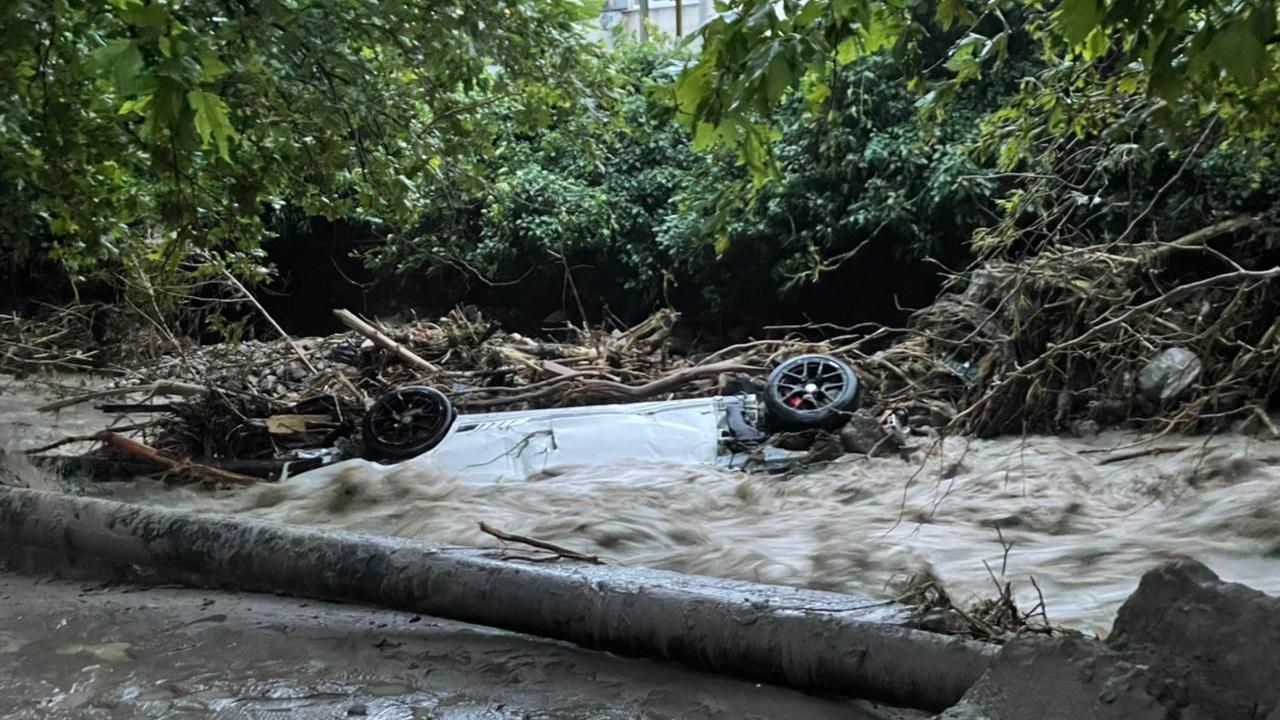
[22,425,150,455]
[571,361,761,399]
[30,454,325,481]
[333,308,441,374]
[455,361,760,409]
[95,403,181,414]
[226,271,365,404]
[478,521,603,564]
[38,381,211,412]
[94,432,258,485]
[221,267,318,374]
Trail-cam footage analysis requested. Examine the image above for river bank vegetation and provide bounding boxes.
[3,0,1279,434]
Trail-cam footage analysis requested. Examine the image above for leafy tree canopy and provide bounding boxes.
[0,0,601,279]
[676,0,1279,179]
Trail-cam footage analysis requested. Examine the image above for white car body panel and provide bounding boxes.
[396,396,747,483]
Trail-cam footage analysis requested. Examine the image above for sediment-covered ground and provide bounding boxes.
[0,571,915,719]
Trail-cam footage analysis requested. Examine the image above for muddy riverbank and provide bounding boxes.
[0,571,917,719]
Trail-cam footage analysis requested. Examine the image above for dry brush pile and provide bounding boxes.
[868,219,1280,437]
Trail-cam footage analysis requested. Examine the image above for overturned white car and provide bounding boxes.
[357,354,861,482]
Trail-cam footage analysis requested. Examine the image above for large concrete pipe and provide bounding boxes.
[0,485,994,711]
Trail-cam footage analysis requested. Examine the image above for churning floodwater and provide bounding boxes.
[111,432,1280,633]
[5,377,1280,633]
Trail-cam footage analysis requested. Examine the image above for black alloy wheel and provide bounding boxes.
[763,354,860,429]
[361,386,455,461]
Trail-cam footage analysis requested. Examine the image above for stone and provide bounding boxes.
[947,634,1180,720]
[1136,347,1201,402]
[917,608,971,636]
[1069,418,1100,438]
[838,409,894,455]
[1108,558,1280,720]
[943,559,1280,720]
[282,361,308,382]
[937,704,992,719]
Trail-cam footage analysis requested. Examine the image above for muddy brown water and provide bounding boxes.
[5,376,1280,634]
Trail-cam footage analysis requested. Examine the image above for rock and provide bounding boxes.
[1136,347,1201,402]
[937,704,993,719]
[282,361,307,382]
[945,634,1181,720]
[944,559,1280,720]
[1069,418,1100,438]
[1108,558,1280,720]
[917,608,971,636]
[838,409,893,455]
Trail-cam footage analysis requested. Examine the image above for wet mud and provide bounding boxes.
[0,572,918,719]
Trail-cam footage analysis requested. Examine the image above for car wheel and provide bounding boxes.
[362,386,455,462]
[763,354,860,429]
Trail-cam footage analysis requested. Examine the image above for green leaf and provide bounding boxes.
[713,233,731,258]
[692,121,719,151]
[118,95,153,115]
[187,90,237,161]
[572,0,605,21]
[836,37,860,65]
[944,34,985,82]
[794,1,824,28]
[936,0,975,31]
[199,52,230,81]
[806,79,831,109]
[93,38,146,93]
[764,55,793,106]
[1054,0,1103,46]
[861,17,895,54]
[122,3,170,28]
[1081,25,1110,60]
[1206,20,1267,84]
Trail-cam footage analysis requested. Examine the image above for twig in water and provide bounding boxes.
[1095,444,1192,465]
[478,521,602,564]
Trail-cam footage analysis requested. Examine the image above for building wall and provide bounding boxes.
[591,0,718,47]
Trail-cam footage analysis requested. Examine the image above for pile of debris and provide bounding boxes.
[11,218,1280,482]
[0,303,105,374]
[862,222,1280,437]
[21,307,765,481]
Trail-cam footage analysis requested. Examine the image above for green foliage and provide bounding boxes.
[678,0,1280,179]
[367,38,709,307]
[372,42,1019,312]
[659,52,1021,306]
[0,0,598,280]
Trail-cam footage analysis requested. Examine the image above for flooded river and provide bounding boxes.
[6,377,1280,633]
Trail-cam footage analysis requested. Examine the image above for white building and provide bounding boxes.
[594,0,719,46]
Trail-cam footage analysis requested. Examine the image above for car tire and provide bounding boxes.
[361,386,456,462]
[763,354,860,429]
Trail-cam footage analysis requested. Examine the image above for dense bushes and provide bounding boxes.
[368,41,1028,319]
